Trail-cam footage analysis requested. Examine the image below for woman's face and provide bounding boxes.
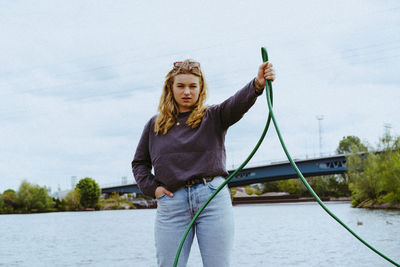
[172,74,201,112]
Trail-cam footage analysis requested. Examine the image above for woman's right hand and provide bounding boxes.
[255,61,276,89]
[155,186,174,199]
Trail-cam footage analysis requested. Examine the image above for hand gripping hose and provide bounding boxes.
[173,47,400,267]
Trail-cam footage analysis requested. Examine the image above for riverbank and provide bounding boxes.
[232,194,350,205]
[3,195,399,214]
[355,199,400,210]
[231,193,400,210]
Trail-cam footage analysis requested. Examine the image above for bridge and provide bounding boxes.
[101,154,347,195]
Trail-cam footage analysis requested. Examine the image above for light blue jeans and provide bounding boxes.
[154,176,234,267]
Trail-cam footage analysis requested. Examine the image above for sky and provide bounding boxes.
[1,0,399,193]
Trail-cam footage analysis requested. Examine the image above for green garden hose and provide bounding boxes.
[173,47,400,267]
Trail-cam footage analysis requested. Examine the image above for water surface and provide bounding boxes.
[1,202,399,266]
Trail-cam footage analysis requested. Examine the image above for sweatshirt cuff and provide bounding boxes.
[252,78,264,96]
[148,182,158,199]
[137,178,158,199]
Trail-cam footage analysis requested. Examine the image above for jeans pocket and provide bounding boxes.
[207,176,226,190]
[156,194,168,201]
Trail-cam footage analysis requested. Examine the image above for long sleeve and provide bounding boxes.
[131,119,158,198]
[216,79,263,129]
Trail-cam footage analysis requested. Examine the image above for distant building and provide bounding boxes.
[71,176,77,189]
[45,186,52,195]
[52,189,72,200]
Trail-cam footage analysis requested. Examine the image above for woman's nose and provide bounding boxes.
[184,87,190,94]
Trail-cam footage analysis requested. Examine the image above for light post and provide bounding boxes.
[316,115,324,157]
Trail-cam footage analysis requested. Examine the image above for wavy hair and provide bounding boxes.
[154,59,208,135]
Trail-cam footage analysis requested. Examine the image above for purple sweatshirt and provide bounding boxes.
[132,79,263,198]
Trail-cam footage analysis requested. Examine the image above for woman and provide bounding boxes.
[132,59,275,267]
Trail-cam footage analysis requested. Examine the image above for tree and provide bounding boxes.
[305,175,350,198]
[64,189,81,211]
[262,181,279,193]
[348,152,381,206]
[2,189,18,213]
[76,177,101,209]
[336,136,368,154]
[0,198,5,213]
[375,133,400,204]
[53,197,67,212]
[336,136,368,194]
[17,181,55,212]
[277,179,304,195]
[346,132,400,206]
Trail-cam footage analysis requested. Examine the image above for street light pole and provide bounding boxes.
[316,115,324,157]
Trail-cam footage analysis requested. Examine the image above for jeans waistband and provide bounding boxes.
[184,177,213,187]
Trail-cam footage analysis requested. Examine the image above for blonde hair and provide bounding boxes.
[154,59,208,135]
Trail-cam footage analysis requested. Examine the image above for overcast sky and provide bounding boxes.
[1,0,399,193]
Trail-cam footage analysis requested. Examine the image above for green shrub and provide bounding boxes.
[64,189,81,211]
[244,185,254,195]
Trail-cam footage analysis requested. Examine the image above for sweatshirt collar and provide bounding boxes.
[178,111,192,118]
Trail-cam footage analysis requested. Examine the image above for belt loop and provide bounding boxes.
[202,177,207,185]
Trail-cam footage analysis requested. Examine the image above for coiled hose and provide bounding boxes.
[173,47,400,267]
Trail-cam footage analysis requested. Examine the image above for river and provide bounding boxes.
[0,202,399,267]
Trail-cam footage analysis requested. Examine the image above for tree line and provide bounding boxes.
[0,177,101,214]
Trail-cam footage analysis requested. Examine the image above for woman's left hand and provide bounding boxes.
[255,62,275,88]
